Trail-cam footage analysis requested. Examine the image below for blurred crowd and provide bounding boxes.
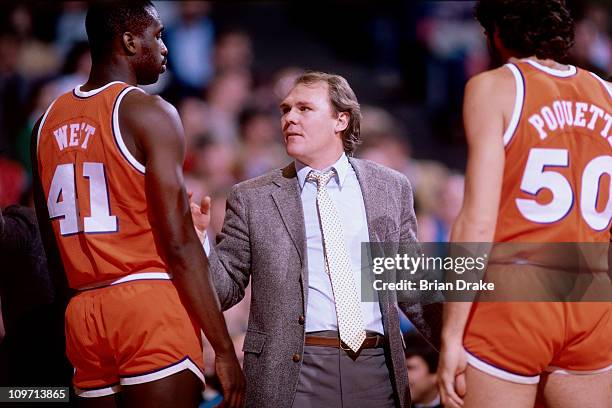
[0,0,609,402]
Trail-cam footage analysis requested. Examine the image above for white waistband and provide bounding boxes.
[77,272,171,290]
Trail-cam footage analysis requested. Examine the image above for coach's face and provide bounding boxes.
[280,82,347,169]
[133,6,168,85]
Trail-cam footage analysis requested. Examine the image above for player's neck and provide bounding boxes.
[82,59,138,91]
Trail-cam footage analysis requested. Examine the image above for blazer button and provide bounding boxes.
[298,315,305,325]
[292,353,301,362]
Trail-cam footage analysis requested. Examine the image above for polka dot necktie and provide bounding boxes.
[308,169,366,352]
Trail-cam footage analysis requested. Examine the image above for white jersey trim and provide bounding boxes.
[545,363,612,376]
[466,349,540,384]
[120,357,205,386]
[36,98,58,150]
[75,384,121,398]
[523,59,577,77]
[589,72,612,99]
[503,63,525,147]
[74,81,124,98]
[76,271,171,290]
[112,86,146,174]
[111,272,171,285]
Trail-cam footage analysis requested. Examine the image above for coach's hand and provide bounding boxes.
[438,339,467,408]
[215,351,245,408]
[189,192,211,243]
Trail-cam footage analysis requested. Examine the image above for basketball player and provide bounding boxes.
[438,1,612,407]
[31,2,244,407]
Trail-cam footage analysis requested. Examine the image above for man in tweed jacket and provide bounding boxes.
[196,72,441,407]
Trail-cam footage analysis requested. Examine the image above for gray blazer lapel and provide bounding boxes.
[271,163,309,306]
[349,158,389,242]
[271,162,307,270]
[350,158,393,325]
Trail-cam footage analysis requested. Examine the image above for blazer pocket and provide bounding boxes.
[242,330,267,355]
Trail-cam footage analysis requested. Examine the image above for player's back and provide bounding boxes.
[496,59,612,244]
[464,61,612,383]
[36,82,167,289]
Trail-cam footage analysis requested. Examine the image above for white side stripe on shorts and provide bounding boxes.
[466,349,540,385]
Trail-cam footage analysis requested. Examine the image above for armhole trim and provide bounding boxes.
[112,86,146,174]
[36,98,58,151]
[503,63,525,147]
[589,72,612,99]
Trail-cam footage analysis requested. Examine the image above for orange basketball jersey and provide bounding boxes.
[37,82,167,289]
[495,60,612,243]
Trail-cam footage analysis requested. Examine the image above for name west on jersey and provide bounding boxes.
[528,100,611,145]
[53,122,97,151]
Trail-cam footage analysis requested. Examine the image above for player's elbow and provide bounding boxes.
[451,212,496,241]
[160,233,198,274]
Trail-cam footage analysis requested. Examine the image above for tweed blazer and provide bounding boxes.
[208,157,442,408]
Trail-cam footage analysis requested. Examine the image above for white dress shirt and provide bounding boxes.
[296,153,384,334]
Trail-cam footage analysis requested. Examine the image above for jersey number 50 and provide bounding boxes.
[47,162,117,236]
[516,148,612,231]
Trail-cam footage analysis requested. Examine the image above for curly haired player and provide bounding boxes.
[438,1,612,407]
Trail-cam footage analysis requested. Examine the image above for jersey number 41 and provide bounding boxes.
[47,162,117,236]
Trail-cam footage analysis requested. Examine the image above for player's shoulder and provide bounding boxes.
[465,65,515,95]
[586,70,612,96]
[120,90,180,127]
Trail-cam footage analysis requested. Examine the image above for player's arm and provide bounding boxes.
[438,69,509,408]
[120,92,244,408]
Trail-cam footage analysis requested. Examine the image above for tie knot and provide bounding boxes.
[307,169,336,188]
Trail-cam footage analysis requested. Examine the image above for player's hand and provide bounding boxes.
[438,339,467,408]
[215,352,245,408]
[188,192,211,243]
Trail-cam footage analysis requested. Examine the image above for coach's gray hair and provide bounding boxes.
[294,72,361,155]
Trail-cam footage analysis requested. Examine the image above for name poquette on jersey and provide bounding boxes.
[528,100,611,144]
[52,122,97,151]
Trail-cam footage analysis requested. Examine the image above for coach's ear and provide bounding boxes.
[122,31,138,55]
[334,111,349,133]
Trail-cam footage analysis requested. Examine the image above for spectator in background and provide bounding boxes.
[9,5,59,80]
[12,82,57,174]
[237,107,287,179]
[417,2,487,112]
[571,2,612,76]
[54,2,88,58]
[47,41,91,99]
[416,172,464,242]
[165,1,214,95]
[405,333,443,408]
[205,68,252,145]
[213,29,254,74]
[190,133,238,193]
[250,66,305,113]
[0,28,29,157]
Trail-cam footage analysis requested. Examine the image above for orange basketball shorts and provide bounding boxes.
[464,301,612,384]
[65,276,205,397]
